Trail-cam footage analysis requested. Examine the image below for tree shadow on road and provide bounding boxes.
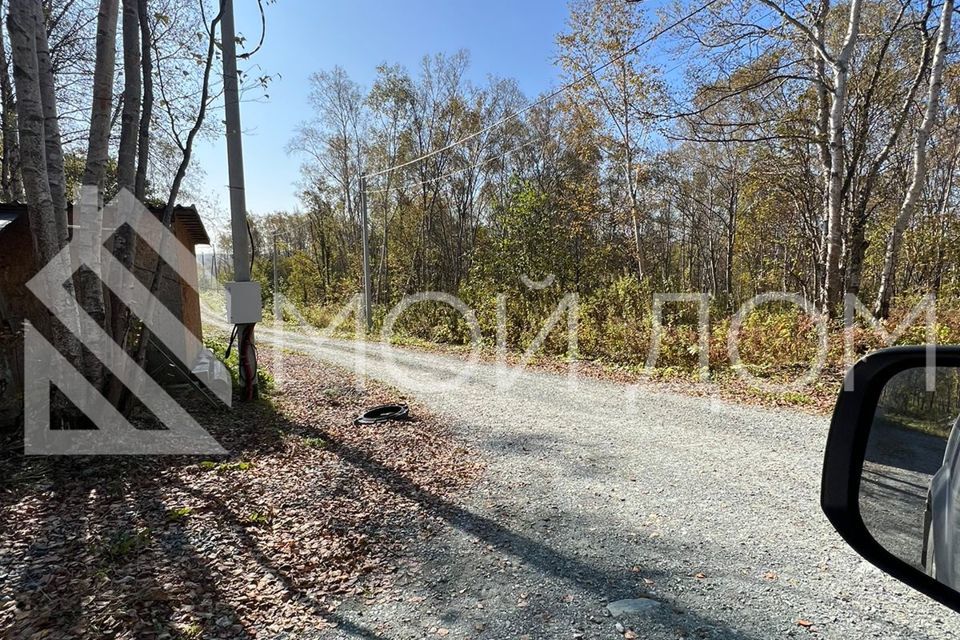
[318,429,763,639]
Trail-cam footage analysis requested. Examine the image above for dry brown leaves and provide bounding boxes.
[0,349,482,639]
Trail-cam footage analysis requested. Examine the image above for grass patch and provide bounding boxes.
[166,506,195,522]
[246,511,273,526]
[177,622,204,639]
[101,527,152,563]
[878,413,951,440]
[198,460,253,473]
[302,436,328,449]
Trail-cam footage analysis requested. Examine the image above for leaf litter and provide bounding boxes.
[0,348,482,639]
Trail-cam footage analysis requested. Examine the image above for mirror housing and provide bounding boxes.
[822,345,960,612]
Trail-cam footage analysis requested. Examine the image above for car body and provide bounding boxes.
[823,346,960,613]
[922,415,960,586]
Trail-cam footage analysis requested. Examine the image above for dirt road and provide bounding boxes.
[220,320,960,639]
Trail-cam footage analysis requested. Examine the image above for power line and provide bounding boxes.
[362,0,722,181]
[270,134,533,245]
[268,0,726,302]
[270,142,539,251]
[364,138,539,196]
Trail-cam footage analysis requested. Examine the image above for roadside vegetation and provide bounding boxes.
[877,367,960,438]
[204,0,960,411]
[202,287,960,412]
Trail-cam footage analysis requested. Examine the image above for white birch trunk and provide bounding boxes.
[117,0,140,191]
[874,0,953,319]
[821,0,863,314]
[0,14,22,201]
[82,0,118,189]
[33,2,66,235]
[134,0,152,200]
[8,0,83,421]
[105,0,141,405]
[78,0,119,392]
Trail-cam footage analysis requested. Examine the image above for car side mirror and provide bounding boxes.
[822,346,960,612]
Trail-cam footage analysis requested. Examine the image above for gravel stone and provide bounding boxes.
[608,598,662,618]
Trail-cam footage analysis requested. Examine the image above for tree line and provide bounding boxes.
[245,0,960,358]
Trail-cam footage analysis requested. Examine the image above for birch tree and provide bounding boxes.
[760,0,864,314]
[109,0,141,360]
[134,0,152,200]
[130,1,224,377]
[557,0,655,280]
[874,0,954,318]
[844,1,934,297]
[288,67,367,241]
[117,0,140,192]
[80,0,117,191]
[76,0,118,394]
[0,12,22,202]
[35,0,69,235]
[8,0,82,423]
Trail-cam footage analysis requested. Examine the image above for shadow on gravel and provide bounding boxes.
[321,431,762,640]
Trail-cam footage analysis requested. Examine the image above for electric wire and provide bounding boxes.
[361,0,722,181]
[266,134,542,258]
[363,138,540,196]
[269,0,724,306]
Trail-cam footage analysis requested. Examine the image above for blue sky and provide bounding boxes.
[192,0,571,221]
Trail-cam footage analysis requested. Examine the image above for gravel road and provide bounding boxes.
[232,321,960,639]
[861,421,948,572]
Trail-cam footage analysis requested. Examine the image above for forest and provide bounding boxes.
[6,0,957,392]
[220,0,960,383]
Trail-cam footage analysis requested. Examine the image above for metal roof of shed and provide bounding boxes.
[0,202,210,246]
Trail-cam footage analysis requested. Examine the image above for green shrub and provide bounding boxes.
[204,334,275,393]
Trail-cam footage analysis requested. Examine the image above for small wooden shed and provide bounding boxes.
[0,202,210,426]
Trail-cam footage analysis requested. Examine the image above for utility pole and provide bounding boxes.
[272,231,280,320]
[359,174,373,332]
[221,0,260,400]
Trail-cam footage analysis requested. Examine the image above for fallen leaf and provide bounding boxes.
[0,347,483,639]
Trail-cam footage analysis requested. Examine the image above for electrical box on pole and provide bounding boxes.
[224,282,262,325]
